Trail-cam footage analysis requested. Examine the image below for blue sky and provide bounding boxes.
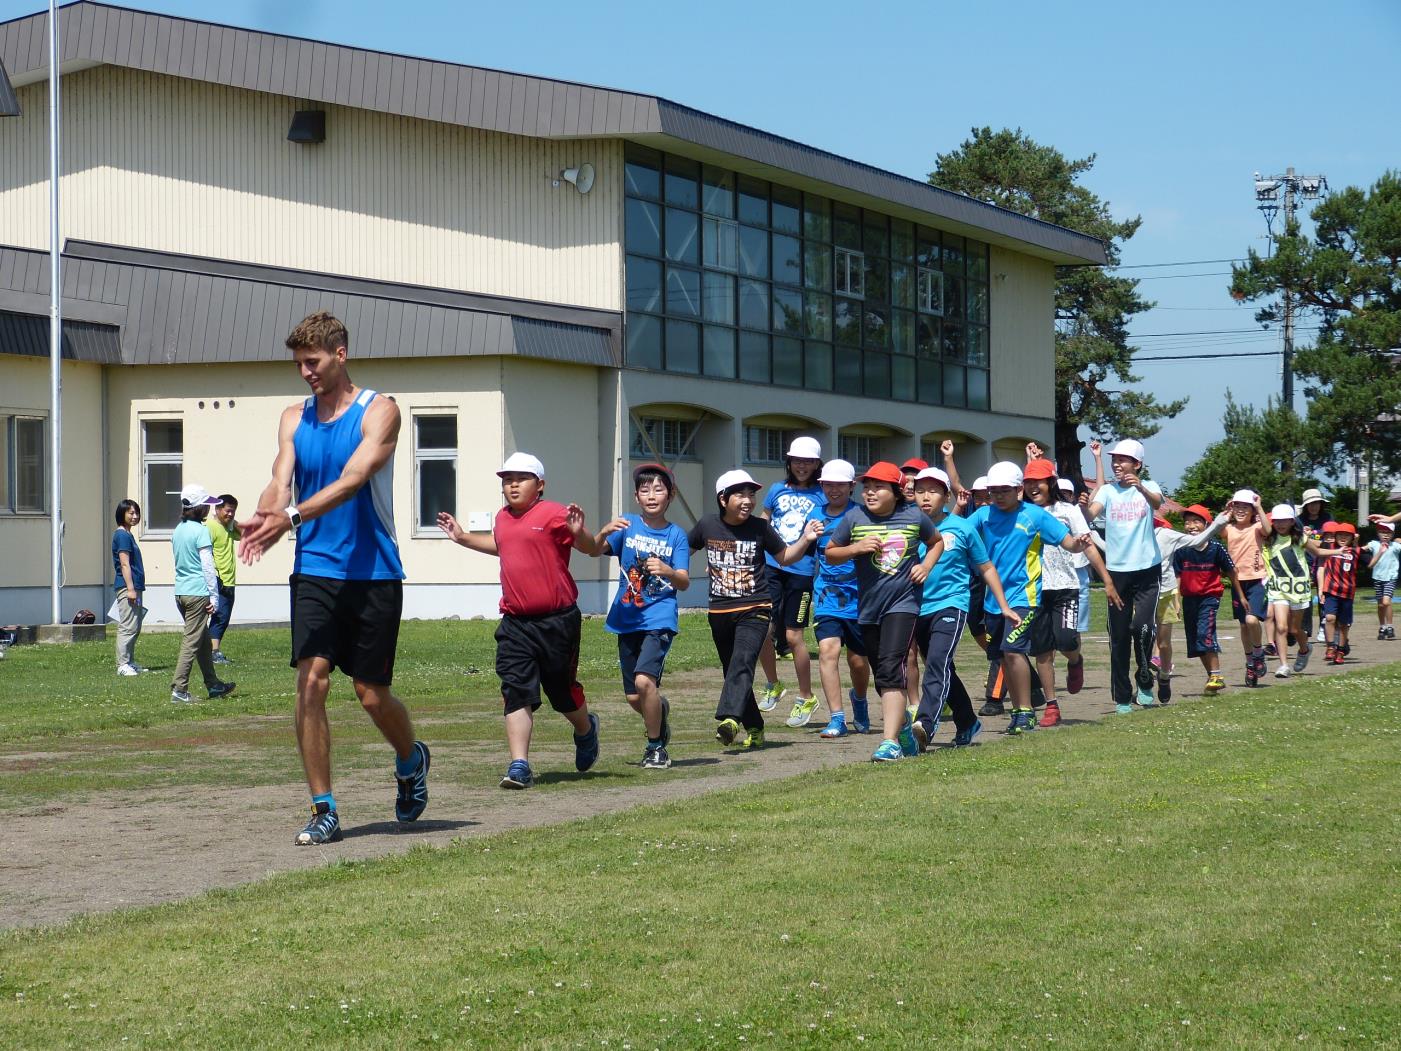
[6,0,1399,487]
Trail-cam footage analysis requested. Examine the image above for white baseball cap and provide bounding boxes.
[1230,489,1257,506]
[817,459,856,484]
[913,466,950,490]
[1109,439,1145,463]
[985,461,1024,488]
[786,436,822,460]
[971,475,990,491]
[179,483,220,507]
[1057,478,1075,494]
[715,468,760,495]
[497,452,545,479]
[1270,503,1296,520]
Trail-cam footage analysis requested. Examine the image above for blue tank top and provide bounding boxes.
[292,388,404,581]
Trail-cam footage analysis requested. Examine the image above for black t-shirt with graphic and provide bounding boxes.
[687,514,787,613]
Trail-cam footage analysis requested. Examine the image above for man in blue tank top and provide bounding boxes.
[239,311,430,846]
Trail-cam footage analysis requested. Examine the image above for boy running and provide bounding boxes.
[589,464,690,770]
[436,452,602,789]
[1363,521,1400,640]
[1172,505,1242,695]
[1318,522,1358,663]
[1146,511,1228,700]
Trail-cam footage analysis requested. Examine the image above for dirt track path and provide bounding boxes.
[4,629,1395,930]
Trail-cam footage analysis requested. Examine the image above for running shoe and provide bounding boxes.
[739,727,765,749]
[1264,643,1278,658]
[1038,700,1061,728]
[819,714,849,738]
[211,651,232,666]
[715,717,741,746]
[294,802,342,846]
[1325,645,1337,664]
[394,740,431,822]
[1136,686,1156,707]
[574,713,600,772]
[952,719,983,748]
[117,663,139,677]
[130,663,149,673]
[1274,664,1290,679]
[1341,642,1352,656]
[871,739,903,762]
[642,744,672,770]
[1158,678,1173,705]
[207,680,237,700]
[1150,654,1161,671]
[1332,650,1345,665]
[759,682,786,712]
[1252,653,1269,679]
[500,759,533,789]
[1245,667,1258,688]
[1007,708,1034,734]
[659,696,672,750]
[1066,659,1085,694]
[911,719,930,753]
[1315,627,1327,644]
[1380,628,1389,641]
[898,709,920,756]
[1204,674,1226,695]
[1115,702,1136,715]
[978,699,1006,717]
[1293,648,1311,673]
[786,695,819,728]
[849,690,870,733]
[170,689,194,704]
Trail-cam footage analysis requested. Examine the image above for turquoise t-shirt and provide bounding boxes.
[967,502,1069,611]
[171,520,214,597]
[919,514,990,616]
[1093,479,1163,572]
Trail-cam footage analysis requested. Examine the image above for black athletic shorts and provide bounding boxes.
[496,605,586,715]
[985,606,1036,659]
[289,574,403,685]
[769,570,814,632]
[861,612,918,693]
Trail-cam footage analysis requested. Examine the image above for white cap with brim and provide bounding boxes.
[971,476,990,491]
[497,452,545,479]
[1270,503,1297,520]
[985,461,1024,488]
[715,469,760,495]
[1057,479,1075,494]
[1109,439,1146,462]
[179,483,221,507]
[913,466,950,489]
[1230,489,1257,506]
[786,436,822,460]
[817,459,856,484]
[1300,488,1326,505]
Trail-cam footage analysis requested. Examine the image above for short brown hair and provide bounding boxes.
[286,311,348,354]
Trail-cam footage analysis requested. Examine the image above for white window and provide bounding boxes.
[917,267,944,315]
[0,414,46,514]
[141,419,183,533]
[743,426,791,466]
[839,435,878,469]
[835,248,865,298]
[630,417,699,461]
[703,216,739,272]
[414,414,458,533]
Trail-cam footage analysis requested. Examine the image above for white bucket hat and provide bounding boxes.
[817,459,855,484]
[786,436,822,460]
[1300,488,1326,506]
[913,466,950,490]
[715,469,760,495]
[497,452,545,479]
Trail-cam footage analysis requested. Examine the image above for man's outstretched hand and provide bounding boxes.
[237,509,291,565]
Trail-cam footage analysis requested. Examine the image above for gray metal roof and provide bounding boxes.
[0,54,18,116]
[0,241,620,367]
[0,309,120,362]
[0,3,1108,266]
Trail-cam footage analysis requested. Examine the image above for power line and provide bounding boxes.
[1133,271,1235,281]
[1107,257,1246,269]
[1131,326,1319,338]
[1133,350,1281,361]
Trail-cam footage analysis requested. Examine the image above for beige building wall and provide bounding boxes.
[0,68,624,310]
[988,246,1057,421]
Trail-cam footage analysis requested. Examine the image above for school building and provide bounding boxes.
[0,2,1107,624]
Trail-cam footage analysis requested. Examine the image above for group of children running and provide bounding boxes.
[435,440,1401,786]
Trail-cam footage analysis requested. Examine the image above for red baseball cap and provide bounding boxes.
[1337,521,1357,535]
[1321,520,1340,533]
[900,458,929,473]
[861,461,904,486]
[1183,504,1212,522]
[1023,460,1057,481]
[1153,516,1170,529]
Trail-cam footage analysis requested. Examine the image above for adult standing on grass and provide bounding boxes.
[170,484,237,705]
[238,311,429,847]
[111,499,147,676]
[206,494,240,666]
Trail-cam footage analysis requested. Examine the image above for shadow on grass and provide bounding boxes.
[344,818,477,839]
[667,757,722,768]
[534,770,628,785]
[720,740,797,754]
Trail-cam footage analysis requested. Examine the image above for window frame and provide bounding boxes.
[835,247,866,299]
[741,425,792,467]
[917,267,945,316]
[629,416,700,462]
[838,434,878,469]
[413,411,459,537]
[0,413,48,515]
[139,416,183,536]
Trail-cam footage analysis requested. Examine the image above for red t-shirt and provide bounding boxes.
[494,499,578,616]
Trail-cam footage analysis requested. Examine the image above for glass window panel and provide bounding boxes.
[665,208,699,265]
[702,271,735,324]
[804,194,831,241]
[738,225,769,278]
[146,462,182,529]
[14,417,44,511]
[835,249,864,297]
[863,351,891,399]
[835,344,863,392]
[944,274,966,321]
[804,341,833,391]
[770,185,801,234]
[967,367,989,411]
[862,303,889,349]
[968,323,989,367]
[663,155,699,208]
[834,298,861,346]
[891,219,914,263]
[943,234,965,274]
[737,176,768,226]
[703,217,738,271]
[864,256,888,304]
[0,421,8,508]
[863,213,888,257]
[803,291,832,340]
[666,266,701,317]
[772,234,801,286]
[739,331,771,383]
[624,148,661,199]
[891,355,916,399]
[916,227,940,269]
[891,263,914,309]
[702,166,734,218]
[703,325,737,378]
[772,336,803,386]
[918,360,942,405]
[416,415,457,449]
[833,202,861,250]
[943,362,966,407]
[418,459,455,528]
[803,243,832,291]
[968,281,988,324]
[942,320,965,361]
[916,315,940,359]
[665,319,700,374]
[625,312,662,369]
[968,241,988,281]
[625,199,662,257]
[772,286,802,335]
[626,255,662,313]
[144,420,183,454]
[891,309,915,355]
[739,279,770,330]
[918,268,944,315]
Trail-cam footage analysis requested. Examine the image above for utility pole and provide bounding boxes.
[1253,168,1328,408]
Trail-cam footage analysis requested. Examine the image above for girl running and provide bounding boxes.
[1223,490,1271,686]
[1260,500,1332,677]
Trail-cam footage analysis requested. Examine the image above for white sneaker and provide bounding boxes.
[131,662,148,673]
[171,689,193,703]
[117,663,140,677]
[1315,628,1326,644]
[1274,665,1291,679]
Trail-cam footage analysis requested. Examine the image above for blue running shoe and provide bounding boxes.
[1115,702,1135,715]
[849,690,870,734]
[659,696,671,750]
[1007,709,1034,735]
[952,719,983,748]
[574,712,600,772]
[819,713,849,738]
[897,709,920,757]
[295,801,342,846]
[395,740,431,821]
[871,739,904,763]
[1136,686,1157,707]
[500,759,533,789]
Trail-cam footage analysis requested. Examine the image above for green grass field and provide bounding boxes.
[2,648,1397,1048]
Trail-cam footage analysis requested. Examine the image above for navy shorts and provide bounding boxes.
[814,617,867,656]
[1322,594,1354,625]
[769,570,814,631]
[617,629,675,695]
[985,606,1036,658]
[1232,579,1268,622]
[1182,594,1221,658]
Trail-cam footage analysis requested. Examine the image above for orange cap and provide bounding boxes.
[1023,460,1057,481]
[861,461,905,485]
[1337,521,1357,535]
[1183,504,1212,522]
[900,458,929,473]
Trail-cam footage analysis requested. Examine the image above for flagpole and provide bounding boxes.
[48,0,62,624]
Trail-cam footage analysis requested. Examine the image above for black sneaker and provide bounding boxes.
[395,741,431,822]
[642,744,672,770]
[978,699,1005,717]
[659,696,672,750]
[207,680,237,700]
[295,802,342,846]
[1158,677,1172,704]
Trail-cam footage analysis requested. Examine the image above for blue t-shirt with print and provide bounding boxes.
[1093,479,1163,572]
[920,514,990,616]
[968,502,1069,611]
[603,515,691,634]
[808,503,859,622]
[764,482,825,576]
[111,528,145,592]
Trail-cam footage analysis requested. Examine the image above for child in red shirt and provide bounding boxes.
[1319,522,1359,664]
[437,452,603,789]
